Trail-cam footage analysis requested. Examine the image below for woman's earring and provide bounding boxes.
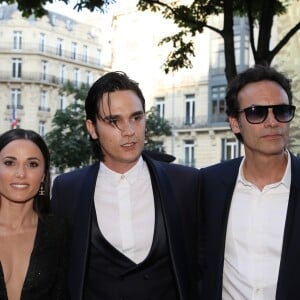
[39,183,45,196]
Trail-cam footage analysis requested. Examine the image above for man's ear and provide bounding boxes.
[86,119,98,140]
[229,116,241,134]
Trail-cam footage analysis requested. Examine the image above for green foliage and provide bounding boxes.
[158,31,195,74]
[45,83,93,172]
[73,0,114,13]
[1,0,114,17]
[137,0,299,81]
[145,106,172,153]
[4,0,299,81]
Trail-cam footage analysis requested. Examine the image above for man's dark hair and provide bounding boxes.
[85,71,146,160]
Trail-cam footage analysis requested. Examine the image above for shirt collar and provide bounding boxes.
[281,151,291,188]
[99,156,146,186]
[237,151,291,189]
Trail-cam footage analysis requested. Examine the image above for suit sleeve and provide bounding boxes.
[51,217,71,300]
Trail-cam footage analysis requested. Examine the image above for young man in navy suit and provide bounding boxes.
[51,71,201,300]
[199,65,300,299]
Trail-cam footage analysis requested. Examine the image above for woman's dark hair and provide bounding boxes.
[85,71,146,160]
[225,65,293,142]
[0,128,51,216]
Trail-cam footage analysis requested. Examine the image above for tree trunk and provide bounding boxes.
[255,0,275,65]
[223,0,237,82]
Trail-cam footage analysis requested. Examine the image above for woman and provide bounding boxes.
[0,128,69,300]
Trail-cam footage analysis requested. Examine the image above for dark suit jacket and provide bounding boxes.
[0,215,70,300]
[51,152,201,300]
[199,152,300,299]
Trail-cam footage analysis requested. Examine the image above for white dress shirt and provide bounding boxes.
[94,157,155,264]
[223,152,291,300]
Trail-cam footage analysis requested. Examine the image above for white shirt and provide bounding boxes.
[94,157,155,264]
[223,153,291,300]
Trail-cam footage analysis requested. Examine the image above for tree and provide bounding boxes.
[2,0,115,17]
[4,0,299,82]
[137,0,300,82]
[45,83,93,172]
[145,106,172,152]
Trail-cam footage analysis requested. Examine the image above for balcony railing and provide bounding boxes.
[6,104,24,110]
[38,106,51,112]
[0,71,89,88]
[0,42,104,68]
[162,114,228,131]
[170,115,206,129]
[178,158,196,167]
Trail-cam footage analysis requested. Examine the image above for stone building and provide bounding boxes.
[111,3,250,168]
[111,0,300,167]
[0,4,111,134]
[0,1,299,168]
[273,0,300,156]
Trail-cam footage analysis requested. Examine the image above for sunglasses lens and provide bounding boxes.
[244,106,267,124]
[242,105,295,124]
[273,105,295,122]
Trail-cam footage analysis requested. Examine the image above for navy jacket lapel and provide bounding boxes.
[200,157,242,299]
[217,159,241,295]
[70,163,99,300]
[276,153,300,299]
[144,156,191,300]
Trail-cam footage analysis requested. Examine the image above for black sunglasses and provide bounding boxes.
[238,104,296,124]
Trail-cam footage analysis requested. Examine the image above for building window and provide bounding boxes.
[51,14,57,26]
[41,60,48,81]
[184,140,195,167]
[12,58,22,78]
[234,35,242,66]
[57,94,67,110]
[233,17,250,68]
[185,94,195,125]
[211,36,225,71]
[13,31,22,50]
[83,45,88,63]
[59,65,66,84]
[155,97,165,119]
[211,85,226,122]
[85,71,93,87]
[39,33,45,52]
[71,42,77,60]
[73,68,80,88]
[10,88,22,108]
[39,121,46,136]
[211,17,249,72]
[96,49,101,66]
[56,38,63,56]
[39,90,49,111]
[221,138,241,161]
[9,89,21,128]
[66,19,73,31]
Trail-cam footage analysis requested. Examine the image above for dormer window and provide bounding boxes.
[66,19,73,31]
[51,14,57,26]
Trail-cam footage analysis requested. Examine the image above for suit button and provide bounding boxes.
[144,274,150,280]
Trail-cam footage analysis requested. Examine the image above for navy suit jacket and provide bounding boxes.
[51,152,201,300]
[199,152,300,299]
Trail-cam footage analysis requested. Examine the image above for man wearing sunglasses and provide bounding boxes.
[199,65,300,299]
